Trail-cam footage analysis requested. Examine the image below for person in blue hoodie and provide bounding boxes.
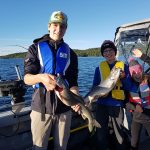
[24,11,79,150]
[128,58,150,150]
[92,40,131,150]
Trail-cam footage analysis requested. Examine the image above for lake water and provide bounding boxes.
[0,56,148,110]
[0,57,104,109]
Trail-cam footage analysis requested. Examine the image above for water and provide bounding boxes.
[0,57,104,109]
[0,56,149,109]
[0,58,32,109]
[0,58,24,80]
[78,57,105,95]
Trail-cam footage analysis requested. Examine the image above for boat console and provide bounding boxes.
[0,79,26,104]
[0,65,26,104]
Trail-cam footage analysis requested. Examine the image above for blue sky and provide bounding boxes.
[0,0,150,56]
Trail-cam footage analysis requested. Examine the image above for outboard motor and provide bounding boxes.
[0,65,26,104]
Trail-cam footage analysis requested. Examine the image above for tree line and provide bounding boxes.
[0,48,101,58]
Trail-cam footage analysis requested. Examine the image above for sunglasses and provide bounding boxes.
[103,49,114,54]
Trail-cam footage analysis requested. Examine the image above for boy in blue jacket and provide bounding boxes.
[128,58,150,150]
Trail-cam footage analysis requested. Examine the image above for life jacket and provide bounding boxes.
[99,61,125,100]
[34,41,70,88]
[129,79,150,109]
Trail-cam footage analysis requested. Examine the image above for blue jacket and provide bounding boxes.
[34,41,70,88]
[24,35,78,114]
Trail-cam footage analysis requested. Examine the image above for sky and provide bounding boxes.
[0,0,150,56]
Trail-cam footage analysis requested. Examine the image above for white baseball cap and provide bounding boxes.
[49,11,68,26]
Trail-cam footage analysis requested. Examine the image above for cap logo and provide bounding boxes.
[54,13,64,21]
[49,11,67,25]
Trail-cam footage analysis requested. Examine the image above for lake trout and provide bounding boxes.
[54,74,101,132]
[84,66,121,103]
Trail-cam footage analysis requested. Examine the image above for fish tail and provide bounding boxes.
[88,119,101,132]
[93,119,101,128]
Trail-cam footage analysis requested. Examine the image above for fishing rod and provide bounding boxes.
[0,44,28,56]
[7,44,28,51]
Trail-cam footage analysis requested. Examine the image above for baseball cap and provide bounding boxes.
[49,11,68,26]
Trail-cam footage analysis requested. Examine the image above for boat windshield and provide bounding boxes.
[116,28,149,61]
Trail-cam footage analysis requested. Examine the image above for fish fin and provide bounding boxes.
[88,122,97,133]
[88,123,94,132]
[89,96,95,103]
[81,114,86,120]
[93,119,101,128]
[89,127,96,136]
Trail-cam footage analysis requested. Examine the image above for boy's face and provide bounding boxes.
[103,48,116,62]
[48,23,67,41]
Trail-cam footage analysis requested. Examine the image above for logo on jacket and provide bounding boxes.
[60,52,68,58]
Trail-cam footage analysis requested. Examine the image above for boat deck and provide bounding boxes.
[0,106,150,150]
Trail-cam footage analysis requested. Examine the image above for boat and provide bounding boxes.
[115,18,150,150]
[0,19,150,150]
[114,18,150,67]
[115,18,150,126]
[0,66,91,150]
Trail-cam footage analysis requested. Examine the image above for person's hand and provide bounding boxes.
[40,73,56,91]
[135,104,143,113]
[132,49,142,58]
[71,104,81,114]
[120,70,126,79]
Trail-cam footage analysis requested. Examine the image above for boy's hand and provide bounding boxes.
[120,70,126,79]
[71,104,81,114]
[135,104,143,113]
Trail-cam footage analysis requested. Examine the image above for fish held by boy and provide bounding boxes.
[54,74,101,132]
[84,66,122,104]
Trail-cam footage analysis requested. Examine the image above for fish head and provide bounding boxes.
[55,74,69,90]
[56,75,64,88]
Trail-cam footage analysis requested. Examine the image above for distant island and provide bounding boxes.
[0,48,101,58]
